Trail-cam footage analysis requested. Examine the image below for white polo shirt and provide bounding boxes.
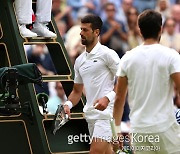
[74,42,120,119]
[117,44,180,133]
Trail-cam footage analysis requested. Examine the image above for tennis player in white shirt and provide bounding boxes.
[63,14,120,154]
[113,10,180,154]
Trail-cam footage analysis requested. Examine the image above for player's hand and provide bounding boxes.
[118,133,123,150]
[63,105,71,116]
[94,96,109,111]
[112,133,124,152]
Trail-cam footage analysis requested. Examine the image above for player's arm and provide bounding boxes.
[171,72,180,96]
[94,51,120,111]
[64,83,83,115]
[94,74,118,111]
[113,76,128,126]
[94,82,117,111]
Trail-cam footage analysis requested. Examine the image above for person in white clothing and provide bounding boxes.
[113,10,180,154]
[160,18,180,53]
[15,0,56,38]
[63,14,120,154]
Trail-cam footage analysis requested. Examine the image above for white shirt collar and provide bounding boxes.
[86,42,101,55]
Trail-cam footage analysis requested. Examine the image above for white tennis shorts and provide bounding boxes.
[86,119,112,143]
[131,122,180,154]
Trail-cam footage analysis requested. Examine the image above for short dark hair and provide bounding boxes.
[81,14,103,32]
[138,10,162,39]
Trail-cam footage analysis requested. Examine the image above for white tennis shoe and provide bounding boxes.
[32,22,57,38]
[19,24,37,38]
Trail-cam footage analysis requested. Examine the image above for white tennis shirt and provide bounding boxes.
[117,44,180,133]
[74,42,120,119]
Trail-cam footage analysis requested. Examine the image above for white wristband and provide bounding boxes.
[64,100,73,109]
[115,125,121,133]
[105,91,116,102]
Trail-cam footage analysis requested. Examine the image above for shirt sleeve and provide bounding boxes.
[74,59,83,84]
[169,50,180,75]
[106,49,120,76]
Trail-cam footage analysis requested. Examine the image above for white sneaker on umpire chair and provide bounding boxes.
[19,24,38,38]
[31,22,57,38]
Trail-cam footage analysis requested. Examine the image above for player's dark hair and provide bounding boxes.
[138,10,162,39]
[81,14,103,35]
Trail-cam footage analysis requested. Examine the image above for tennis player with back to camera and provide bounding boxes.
[63,14,120,154]
[113,10,180,154]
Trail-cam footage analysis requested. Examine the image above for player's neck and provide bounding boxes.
[144,38,159,45]
[86,39,98,53]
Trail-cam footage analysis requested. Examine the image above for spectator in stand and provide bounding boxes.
[116,0,133,32]
[160,18,180,52]
[65,12,85,65]
[169,0,177,4]
[67,0,102,23]
[52,0,73,32]
[155,0,171,24]
[133,0,157,13]
[176,0,180,4]
[171,4,180,33]
[127,7,142,49]
[56,20,67,41]
[47,82,66,114]
[26,44,56,95]
[100,2,129,58]
[66,0,86,23]
[78,0,99,15]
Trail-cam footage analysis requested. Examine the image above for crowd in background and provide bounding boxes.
[52,0,180,64]
[24,0,180,118]
[51,0,180,108]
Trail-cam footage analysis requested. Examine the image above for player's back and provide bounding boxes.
[121,44,179,133]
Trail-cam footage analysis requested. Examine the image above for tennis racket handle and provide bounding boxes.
[110,118,121,138]
[116,150,127,154]
[65,114,69,119]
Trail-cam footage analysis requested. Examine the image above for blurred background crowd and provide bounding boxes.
[24,0,180,124]
[52,0,180,63]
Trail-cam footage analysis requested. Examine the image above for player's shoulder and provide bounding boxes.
[100,44,119,56]
[157,44,179,56]
[76,51,86,61]
[122,45,139,58]
[157,44,173,51]
[74,51,86,67]
[127,44,178,55]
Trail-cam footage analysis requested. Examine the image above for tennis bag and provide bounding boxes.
[0,63,42,91]
[0,63,42,115]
